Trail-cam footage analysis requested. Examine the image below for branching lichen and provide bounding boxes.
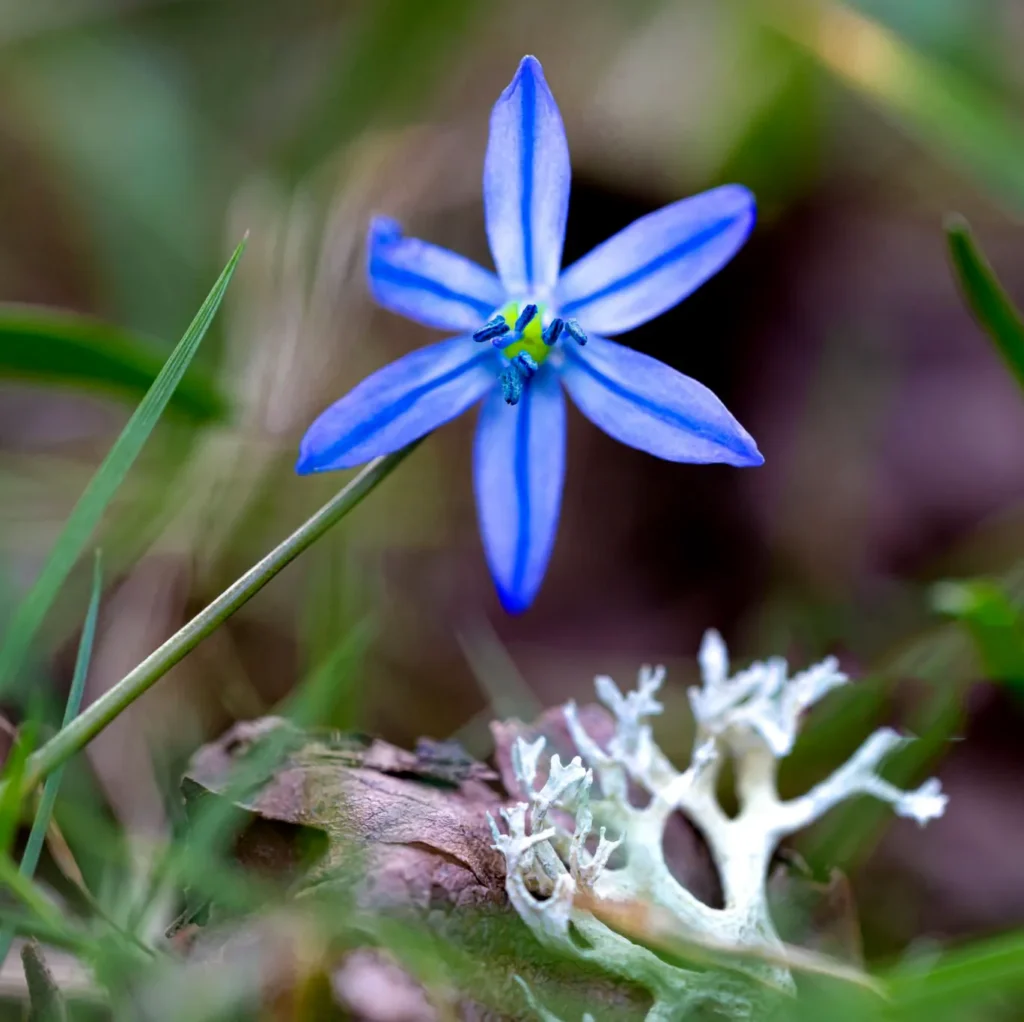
[489,631,948,1020]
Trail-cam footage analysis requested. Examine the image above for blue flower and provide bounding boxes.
[297,55,763,614]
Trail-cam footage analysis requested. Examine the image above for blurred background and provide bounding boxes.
[1,0,1024,974]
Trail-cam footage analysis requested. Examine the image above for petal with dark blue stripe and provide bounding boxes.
[555,185,755,336]
[560,335,762,466]
[484,56,571,295]
[367,217,505,331]
[297,337,496,473]
[474,367,566,613]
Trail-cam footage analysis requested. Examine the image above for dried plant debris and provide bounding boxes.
[183,719,507,912]
[21,941,67,1022]
[179,631,945,1020]
[179,722,648,1019]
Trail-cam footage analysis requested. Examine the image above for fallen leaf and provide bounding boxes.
[179,719,651,1019]
[183,720,506,910]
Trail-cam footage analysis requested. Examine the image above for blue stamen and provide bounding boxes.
[514,304,538,333]
[515,352,538,376]
[564,319,587,346]
[500,365,524,405]
[499,352,539,405]
[542,318,564,346]
[473,316,510,343]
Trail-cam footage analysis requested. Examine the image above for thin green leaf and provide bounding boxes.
[0,908,92,956]
[286,618,374,730]
[126,621,374,931]
[0,238,246,692]
[932,577,1024,696]
[0,852,65,931]
[0,551,103,968]
[15,441,418,801]
[885,930,1024,1018]
[945,216,1024,391]
[0,304,227,422]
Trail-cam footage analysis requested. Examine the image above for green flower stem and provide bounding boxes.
[13,441,420,801]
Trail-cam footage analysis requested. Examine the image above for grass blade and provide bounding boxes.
[885,930,1024,1018]
[932,577,1024,697]
[0,852,66,933]
[0,909,89,955]
[0,551,103,968]
[0,304,227,422]
[14,440,419,799]
[0,238,246,692]
[945,215,1024,391]
[128,620,374,930]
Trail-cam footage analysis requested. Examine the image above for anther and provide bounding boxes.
[564,319,587,346]
[499,365,524,405]
[514,352,539,376]
[473,316,510,343]
[542,318,564,346]
[499,352,539,406]
[514,304,538,333]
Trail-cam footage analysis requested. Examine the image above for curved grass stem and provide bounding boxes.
[12,441,420,801]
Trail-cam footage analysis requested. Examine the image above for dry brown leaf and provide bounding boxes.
[179,715,869,1019]
[184,720,507,911]
[180,720,651,1019]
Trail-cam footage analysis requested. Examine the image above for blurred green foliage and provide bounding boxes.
[945,216,1024,393]
[0,240,244,694]
[0,306,227,422]
[0,552,102,970]
[933,578,1024,695]
[767,1,1024,212]
[0,0,1023,1017]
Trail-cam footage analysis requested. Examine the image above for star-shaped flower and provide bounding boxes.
[297,55,763,613]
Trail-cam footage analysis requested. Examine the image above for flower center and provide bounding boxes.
[497,300,551,366]
[472,301,588,405]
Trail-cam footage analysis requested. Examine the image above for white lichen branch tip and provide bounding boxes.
[491,632,948,1021]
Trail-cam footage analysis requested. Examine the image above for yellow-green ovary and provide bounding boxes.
[499,301,551,365]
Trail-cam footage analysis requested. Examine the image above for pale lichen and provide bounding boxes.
[489,631,948,1020]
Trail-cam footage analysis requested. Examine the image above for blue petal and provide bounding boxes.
[554,185,755,335]
[367,217,505,331]
[484,56,571,296]
[297,336,497,473]
[559,335,762,466]
[474,367,566,613]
